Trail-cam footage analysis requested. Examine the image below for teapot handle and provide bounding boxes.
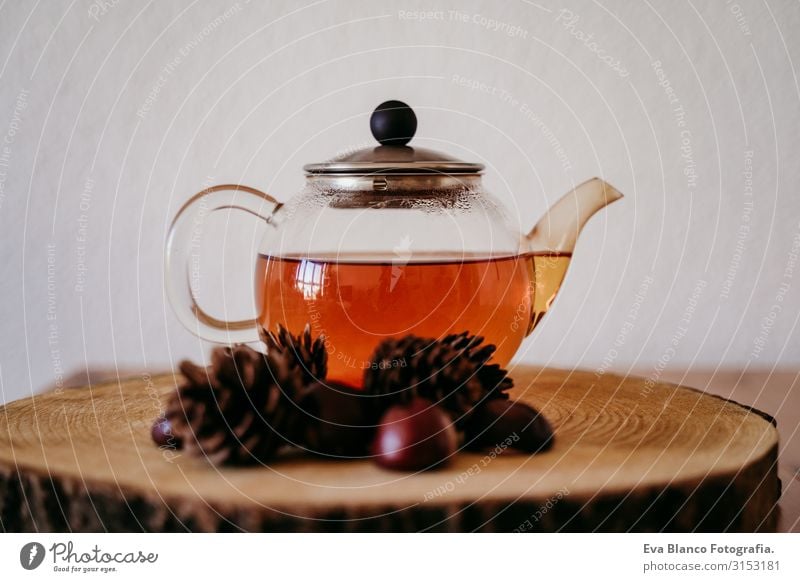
[164,184,282,344]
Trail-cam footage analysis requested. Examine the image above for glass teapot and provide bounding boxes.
[166,101,623,387]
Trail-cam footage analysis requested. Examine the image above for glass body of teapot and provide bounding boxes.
[165,101,622,387]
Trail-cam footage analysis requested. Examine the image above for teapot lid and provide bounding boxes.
[303,101,485,175]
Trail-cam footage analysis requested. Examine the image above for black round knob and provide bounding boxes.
[370,100,417,146]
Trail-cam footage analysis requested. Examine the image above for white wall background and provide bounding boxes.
[1,0,798,404]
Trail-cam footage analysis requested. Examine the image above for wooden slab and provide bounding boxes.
[0,367,779,532]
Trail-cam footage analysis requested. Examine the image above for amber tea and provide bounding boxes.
[256,252,571,387]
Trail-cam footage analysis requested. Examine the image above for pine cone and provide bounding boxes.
[260,323,328,383]
[165,344,305,465]
[363,332,513,429]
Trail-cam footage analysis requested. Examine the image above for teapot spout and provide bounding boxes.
[526,178,623,254]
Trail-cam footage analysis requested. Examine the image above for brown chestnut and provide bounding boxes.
[372,397,457,471]
[465,398,553,453]
[297,381,375,457]
[151,416,182,449]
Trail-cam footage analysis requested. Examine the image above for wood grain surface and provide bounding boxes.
[0,367,780,532]
[654,369,798,533]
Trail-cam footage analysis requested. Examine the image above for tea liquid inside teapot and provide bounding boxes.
[256,252,570,387]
